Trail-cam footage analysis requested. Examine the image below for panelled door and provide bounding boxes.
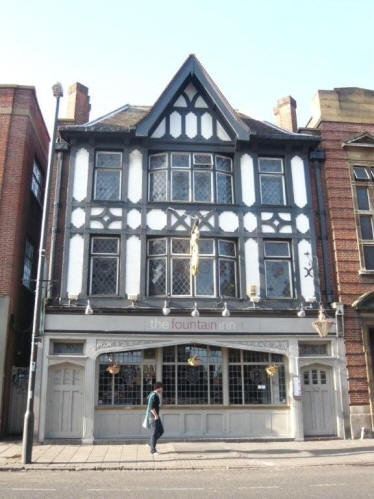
[302,366,336,437]
[46,363,84,438]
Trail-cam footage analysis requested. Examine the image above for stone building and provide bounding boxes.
[35,56,348,442]
[0,85,49,434]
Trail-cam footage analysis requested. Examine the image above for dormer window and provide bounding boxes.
[148,152,233,204]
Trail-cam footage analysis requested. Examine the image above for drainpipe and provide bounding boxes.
[311,150,334,303]
[47,139,68,299]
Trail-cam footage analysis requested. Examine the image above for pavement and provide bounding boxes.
[1,438,374,471]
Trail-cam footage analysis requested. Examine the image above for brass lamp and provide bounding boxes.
[265,364,279,377]
[187,355,201,367]
[312,305,335,338]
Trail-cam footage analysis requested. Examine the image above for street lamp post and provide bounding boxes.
[22,82,63,464]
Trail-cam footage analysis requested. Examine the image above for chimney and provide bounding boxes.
[273,96,297,132]
[66,82,91,124]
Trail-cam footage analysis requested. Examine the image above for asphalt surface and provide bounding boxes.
[0,466,373,498]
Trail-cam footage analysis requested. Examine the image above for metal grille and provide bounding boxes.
[260,175,284,205]
[195,259,214,296]
[148,258,166,295]
[95,170,121,200]
[149,171,167,201]
[194,171,212,202]
[219,259,236,297]
[172,258,191,295]
[265,260,291,298]
[91,257,118,295]
[217,173,233,204]
[172,171,190,201]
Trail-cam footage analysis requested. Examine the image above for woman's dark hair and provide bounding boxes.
[154,381,163,389]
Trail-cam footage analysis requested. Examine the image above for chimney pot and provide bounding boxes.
[66,82,90,125]
[273,95,297,132]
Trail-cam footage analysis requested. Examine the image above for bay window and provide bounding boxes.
[147,237,238,297]
[148,152,233,204]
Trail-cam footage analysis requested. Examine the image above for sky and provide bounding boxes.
[1,0,374,134]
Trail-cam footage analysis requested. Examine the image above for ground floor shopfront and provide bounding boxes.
[35,313,350,442]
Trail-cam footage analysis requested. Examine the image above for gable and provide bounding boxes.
[150,77,233,142]
[343,131,374,148]
[136,54,249,141]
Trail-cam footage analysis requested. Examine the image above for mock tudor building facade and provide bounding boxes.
[306,88,374,438]
[35,56,349,442]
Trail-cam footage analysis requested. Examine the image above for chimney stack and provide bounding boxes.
[66,82,90,125]
[273,96,297,132]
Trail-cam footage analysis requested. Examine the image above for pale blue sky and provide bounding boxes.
[2,0,374,133]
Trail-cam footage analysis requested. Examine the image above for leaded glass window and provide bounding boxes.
[98,349,156,406]
[259,157,285,206]
[147,238,238,297]
[94,151,122,201]
[228,349,286,405]
[90,237,119,295]
[148,152,233,204]
[264,240,292,298]
[31,161,43,204]
[353,170,374,271]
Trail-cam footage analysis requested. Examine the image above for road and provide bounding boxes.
[0,466,373,498]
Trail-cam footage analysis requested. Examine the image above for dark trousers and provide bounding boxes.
[149,418,164,451]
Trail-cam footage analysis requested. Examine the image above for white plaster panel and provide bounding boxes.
[243,212,257,232]
[279,225,292,233]
[90,221,104,229]
[109,208,122,217]
[66,234,84,296]
[291,155,307,208]
[219,212,239,232]
[174,95,187,107]
[262,225,275,233]
[108,221,122,229]
[125,236,141,297]
[147,209,166,230]
[217,121,231,141]
[91,207,104,216]
[72,148,89,202]
[185,112,197,138]
[170,111,182,138]
[195,96,208,108]
[298,239,315,299]
[151,118,166,138]
[240,154,255,207]
[261,212,273,221]
[296,214,310,233]
[201,112,213,139]
[128,150,143,203]
[279,213,291,221]
[71,208,85,228]
[245,238,260,294]
[184,83,197,101]
[127,209,141,229]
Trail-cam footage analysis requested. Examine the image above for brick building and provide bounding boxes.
[0,85,49,434]
[306,88,374,437]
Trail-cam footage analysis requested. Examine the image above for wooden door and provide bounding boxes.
[302,366,336,437]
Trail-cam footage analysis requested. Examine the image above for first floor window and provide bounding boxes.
[94,151,122,200]
[259,157,286,206]
[97,345,287,407]
[31,161,43,204]
[22,240,34,289]
[90,236,119,295]
[363,245,374,270]
[264,240,293,298]
[147,237,238,297]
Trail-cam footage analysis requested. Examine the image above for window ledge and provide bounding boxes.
[359,270,374,275]
[95,405,290,411]
[47,355,88,359]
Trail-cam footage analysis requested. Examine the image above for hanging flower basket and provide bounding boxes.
[107,363,120,375]
[187,355,201,367]
[265,364,278,377]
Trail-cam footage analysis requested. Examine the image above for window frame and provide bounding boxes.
[264,240,293,299]
[22,239,35,290]
[93,150,123,201]
[258,157,286,206]
[31,160,43,205]
[89,236,120,296]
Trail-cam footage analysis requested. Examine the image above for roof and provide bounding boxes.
[60,55,317,142]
